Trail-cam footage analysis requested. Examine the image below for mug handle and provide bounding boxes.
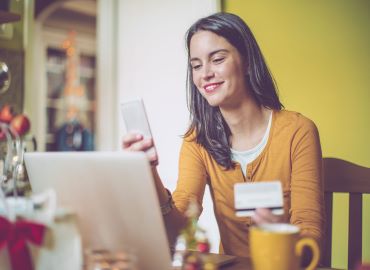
[295,237,320,270]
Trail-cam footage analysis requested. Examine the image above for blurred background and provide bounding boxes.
[0,1,368,268]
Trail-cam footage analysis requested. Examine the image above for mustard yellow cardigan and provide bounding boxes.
[173,110,324,257]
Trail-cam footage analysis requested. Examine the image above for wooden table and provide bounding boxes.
[219,256,341,270]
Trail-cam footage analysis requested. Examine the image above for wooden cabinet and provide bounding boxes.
[27,0,97,152]
[45,46,96,151]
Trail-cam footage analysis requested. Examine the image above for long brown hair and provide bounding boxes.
[185,12,283,169]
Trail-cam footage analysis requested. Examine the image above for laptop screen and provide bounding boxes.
[24,151,172,270]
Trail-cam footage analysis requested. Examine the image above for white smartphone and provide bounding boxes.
[120,98,156,156]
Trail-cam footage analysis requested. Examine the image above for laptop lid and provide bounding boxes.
[24,151,172,270]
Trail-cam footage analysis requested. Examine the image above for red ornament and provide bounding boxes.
[10,114,31,136]
[197,241,210,253]
[0,105,15,123]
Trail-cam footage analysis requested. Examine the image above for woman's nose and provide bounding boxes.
[201,64,214,80]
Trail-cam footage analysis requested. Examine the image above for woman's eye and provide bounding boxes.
[192,64,201,70]
[213,57,225,64]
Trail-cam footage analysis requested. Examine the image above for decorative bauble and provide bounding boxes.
[10,114,31,136]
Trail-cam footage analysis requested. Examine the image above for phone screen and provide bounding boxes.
[121,98,153,139]
[120,98,157,161]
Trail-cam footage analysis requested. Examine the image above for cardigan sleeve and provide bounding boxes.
[289,116,325,246]
[172,135,208,216]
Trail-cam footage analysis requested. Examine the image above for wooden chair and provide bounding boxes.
[322,157,370,269]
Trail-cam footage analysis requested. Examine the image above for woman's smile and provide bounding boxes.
[203,82,224,93]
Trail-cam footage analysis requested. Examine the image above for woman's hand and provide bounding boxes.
[122,132,159,166]
[251,208,284,225]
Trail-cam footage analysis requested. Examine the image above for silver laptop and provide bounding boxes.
[25,151,236,269]
[24,151,172,270]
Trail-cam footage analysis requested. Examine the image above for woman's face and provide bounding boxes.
[189,30,249,108]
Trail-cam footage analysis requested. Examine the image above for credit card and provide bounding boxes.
[234,181,284,217]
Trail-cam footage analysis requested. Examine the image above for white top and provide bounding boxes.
[231,111,273,177]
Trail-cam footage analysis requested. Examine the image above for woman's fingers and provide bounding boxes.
[122,133,143,149]
[148,151,159,166]
[129,138,154,152]
[122,134,159,166]
[122,133,155,152]
[251,208,282,225]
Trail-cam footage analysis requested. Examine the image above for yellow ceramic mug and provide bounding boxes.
[249,223,319,270]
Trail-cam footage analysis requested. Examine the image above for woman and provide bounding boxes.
[123,12,324,257]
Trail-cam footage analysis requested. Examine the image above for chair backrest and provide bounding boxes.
[322,157,370,269]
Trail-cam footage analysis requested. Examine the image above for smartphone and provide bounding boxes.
[120,98,157,156]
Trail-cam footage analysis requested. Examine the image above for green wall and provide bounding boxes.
[223,1,370,268]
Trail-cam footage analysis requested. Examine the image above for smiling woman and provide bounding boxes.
[122,12,324,262]
[184,13,282,169]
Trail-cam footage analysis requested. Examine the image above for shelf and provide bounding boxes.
[46,98,95,111]
[0,10,21,24]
